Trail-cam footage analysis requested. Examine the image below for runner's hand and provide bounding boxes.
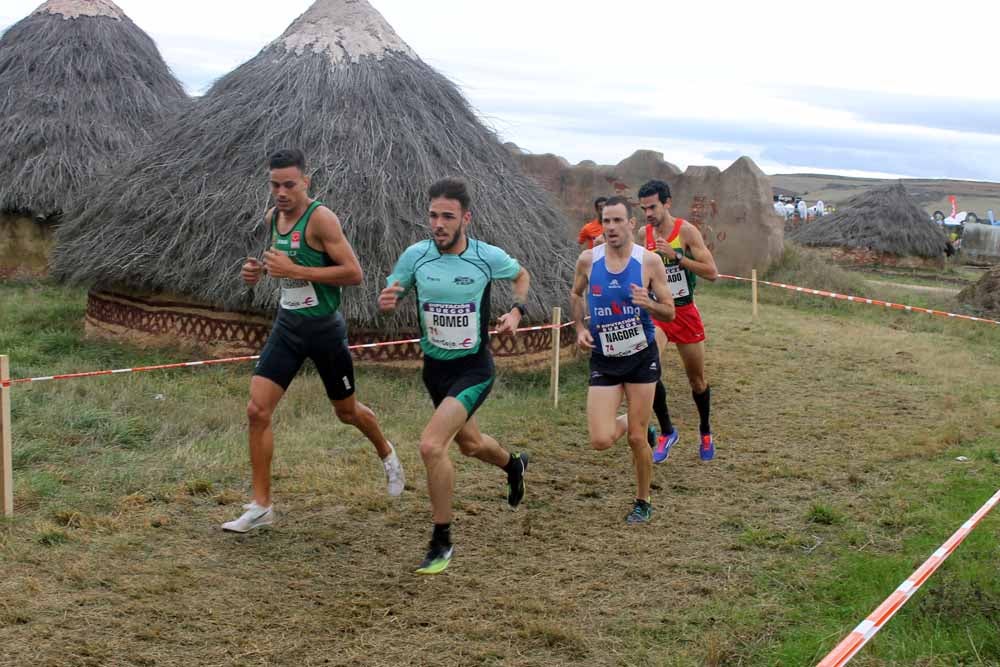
[655,238,672,255]
[263,249,297,279]
[576,328,594,350]
[378,281,405,312]
[496,310,521,335]
[241,257,263,285]
[630,284,655,310]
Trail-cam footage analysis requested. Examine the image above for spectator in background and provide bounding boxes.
[796,198,808,221]
[578,197,609,249]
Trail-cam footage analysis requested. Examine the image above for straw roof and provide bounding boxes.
[53,0,574,329]
[0,0,188,218]
[788,183,949,258]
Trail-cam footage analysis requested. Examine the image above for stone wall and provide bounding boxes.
[817,246,946,270]
[511,148,784,276]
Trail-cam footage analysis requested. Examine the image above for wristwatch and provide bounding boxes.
[512,302,527,317]
[674,250,684,264]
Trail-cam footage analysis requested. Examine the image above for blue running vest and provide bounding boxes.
[588,244,656,358]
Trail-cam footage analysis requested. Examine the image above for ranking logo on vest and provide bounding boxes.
[594,302,640,318]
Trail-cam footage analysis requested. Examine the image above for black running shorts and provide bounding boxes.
[422,349,495,418]
[589,344,661,387]
[254,308,356,401]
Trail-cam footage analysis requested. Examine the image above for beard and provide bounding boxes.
[434,228,464,252]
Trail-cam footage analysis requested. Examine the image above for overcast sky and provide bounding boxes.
[4,0,1000,180]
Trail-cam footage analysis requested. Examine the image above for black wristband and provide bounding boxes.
[512,302,527,317]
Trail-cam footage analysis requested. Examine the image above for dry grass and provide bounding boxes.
[1,283,999,665]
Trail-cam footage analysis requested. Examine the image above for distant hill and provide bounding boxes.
[770,173,1000,220]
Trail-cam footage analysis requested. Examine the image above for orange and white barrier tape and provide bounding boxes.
[817,487,1000,667]
[1,321,577,388]
[719,274,1000,327]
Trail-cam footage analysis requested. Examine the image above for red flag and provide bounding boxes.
[949,196,957,217]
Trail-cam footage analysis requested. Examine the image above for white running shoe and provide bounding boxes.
[383,443,405,497]
[221,501,274,533]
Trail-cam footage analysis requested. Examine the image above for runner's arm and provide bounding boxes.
[380,243,424,312]
[569,251,592,336]
[642,252,675,322]
[508,266,530,312]
[496,266,531,334]
[679,223,718,281]
[280,207,363,286]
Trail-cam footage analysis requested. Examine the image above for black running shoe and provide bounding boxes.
[506,452,528,509]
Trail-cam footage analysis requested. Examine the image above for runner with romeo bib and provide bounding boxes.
[569,196,675,525]
[379,177,531,575]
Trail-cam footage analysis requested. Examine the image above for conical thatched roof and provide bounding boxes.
[0,0,188,218]
[788,183,948,258]
[53,0,573,329]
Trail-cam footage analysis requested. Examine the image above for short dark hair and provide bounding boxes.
[269,149,306,172]
[601,196,631,219]
[594,196,608,210]
[638,179,671,203]
[428,177,471,211]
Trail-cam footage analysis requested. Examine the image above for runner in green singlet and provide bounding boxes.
[223,149,404,533]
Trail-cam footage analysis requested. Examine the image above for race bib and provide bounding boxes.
[666,263,690,299]
[423,302,479,351]
[280,279,319,310]
[598,318,648,357]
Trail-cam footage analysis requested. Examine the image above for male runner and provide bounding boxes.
[569,196,675,524]
[378,177,530,574]
[636,180,719,463]
[578,197,608,249]
[224,149,404,532]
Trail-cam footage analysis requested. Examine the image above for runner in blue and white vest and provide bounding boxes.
[569,196,675,525]
[379,177,531,575]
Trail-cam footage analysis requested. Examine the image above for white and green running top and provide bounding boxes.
[387,239,522,361]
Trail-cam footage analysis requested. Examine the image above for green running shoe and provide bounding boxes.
[625,499,653,525]
[415,542,453,575]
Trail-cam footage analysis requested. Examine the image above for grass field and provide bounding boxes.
[0,273,998,666]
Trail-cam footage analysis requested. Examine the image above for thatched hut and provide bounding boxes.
[788,183,949,268]
[53,0,574,359]
[0,0,187,275]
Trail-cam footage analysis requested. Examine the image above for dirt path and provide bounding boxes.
[865,279,961,296]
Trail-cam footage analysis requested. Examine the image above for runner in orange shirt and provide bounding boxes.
[578,197,608,249]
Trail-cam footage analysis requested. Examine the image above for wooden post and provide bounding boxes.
[550,307,561,408]
[0,356,12,517]
[751,269,760,322]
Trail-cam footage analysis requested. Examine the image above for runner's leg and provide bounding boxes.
[677,341,710,432]
[332,395,391,458]
[419,398,469,524]
[587,385,626,450]
[454,417,510,468]
[246,376,286,507]
[623,382,656,501]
